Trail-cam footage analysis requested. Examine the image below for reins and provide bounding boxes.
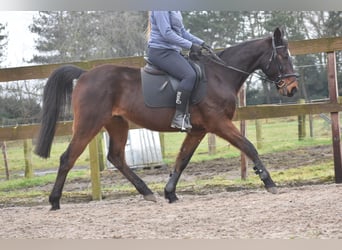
[204,48,279,85]
[202,38,299,88]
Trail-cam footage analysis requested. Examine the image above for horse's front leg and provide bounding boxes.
[213,120,277,194]
[105,117,156,202]
[165,131,206,203]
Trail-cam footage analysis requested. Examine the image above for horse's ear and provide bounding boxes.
[273,27,283,46]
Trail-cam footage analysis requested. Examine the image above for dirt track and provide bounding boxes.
[0,183,341,239]
[0,145,341,239]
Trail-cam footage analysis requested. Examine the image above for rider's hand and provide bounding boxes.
[190,43,202,60]
[191,43,202,53]
[201,42,212,52]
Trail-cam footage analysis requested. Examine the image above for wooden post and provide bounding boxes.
[208,133,216,155]
[239,86,247,180]
[297,99,306,140]
[309,113,314,138]
[23,139,33,178]
[159,132,165,159]
[327,51,342,183]
[96,133,105,171]
[1,141,10,180]
[255,119,263,149]
[89,137,102,200]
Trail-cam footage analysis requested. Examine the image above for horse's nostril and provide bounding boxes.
[288,87,297,97]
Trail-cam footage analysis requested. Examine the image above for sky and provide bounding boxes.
[0,11,38,67]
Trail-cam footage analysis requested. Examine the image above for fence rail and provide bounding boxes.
[1,102,342,141]
[1,37,342,83]
[1,36,342,199]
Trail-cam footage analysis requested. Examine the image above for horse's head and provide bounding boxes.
[262,27,299,97]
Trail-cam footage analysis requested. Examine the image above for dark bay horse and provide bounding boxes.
[35,27,299,210]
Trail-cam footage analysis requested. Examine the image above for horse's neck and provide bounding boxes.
[220,38,270,92]
[223,37,269,68]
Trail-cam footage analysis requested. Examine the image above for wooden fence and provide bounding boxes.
[1,36,342,200]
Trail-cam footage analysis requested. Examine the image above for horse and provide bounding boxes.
[34,27,299,210]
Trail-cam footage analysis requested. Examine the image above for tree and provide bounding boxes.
[297,11,342,99]
[0,22,8,65]
[29,11,147,64]
[0,81,42,125]
[183,11,246,48]
[28,11,342,105]
[322,12,342,95]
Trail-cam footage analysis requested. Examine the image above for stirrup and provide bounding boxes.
[183,113,192,130]
[171,113,192,131]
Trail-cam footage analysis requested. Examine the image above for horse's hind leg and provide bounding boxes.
[49,128,101,210]
[105,116,156,202]
[164,131,206,203]
[213,120,277,194]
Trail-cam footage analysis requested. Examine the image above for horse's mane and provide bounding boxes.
[217,35,272,58]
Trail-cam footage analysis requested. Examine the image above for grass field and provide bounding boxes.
[0,114,336,198]
[0,115,333,177]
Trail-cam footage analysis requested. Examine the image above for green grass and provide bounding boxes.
[0,169,90,204]
[0,115,337,203]
[0,160,334,205]
[0,115,333,176]
[272,162,335,184]
[163,115,332,163]
[0,135,90,178]
[0,170,88,192]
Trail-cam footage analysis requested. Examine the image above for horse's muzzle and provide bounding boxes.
[278,78,299,97]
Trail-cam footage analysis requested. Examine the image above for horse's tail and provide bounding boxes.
[34,65,86,158]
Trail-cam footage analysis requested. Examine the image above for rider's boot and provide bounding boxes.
[171,89,192,131]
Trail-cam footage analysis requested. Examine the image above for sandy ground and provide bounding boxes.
[0,145,341,239]
[0,183,341,239]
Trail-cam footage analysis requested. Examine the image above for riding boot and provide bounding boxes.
[171,89,192,131]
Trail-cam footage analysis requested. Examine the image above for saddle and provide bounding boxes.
[141,57,207,108]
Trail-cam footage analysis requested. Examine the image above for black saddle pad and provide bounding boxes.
[141,62,207,108]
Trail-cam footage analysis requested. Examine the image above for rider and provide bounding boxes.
[147,11,210,131]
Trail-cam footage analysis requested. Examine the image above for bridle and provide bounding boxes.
[264,36,300,90]
[204,36,300,90]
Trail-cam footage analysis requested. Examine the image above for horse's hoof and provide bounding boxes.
[144,194,157,202]
[164,191,179,203]
[50,204,60,211]
[168,197,179,203]
[266,186,278,194]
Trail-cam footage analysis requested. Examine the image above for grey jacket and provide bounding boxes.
[148,11,204,52]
